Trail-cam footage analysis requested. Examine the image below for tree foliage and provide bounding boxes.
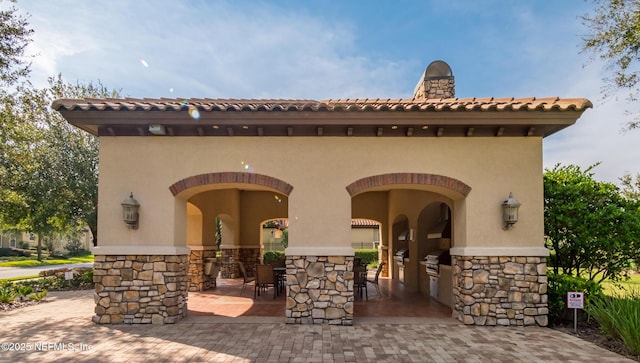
[0,76,119,258]
[0,0,33,88]
[544,164,640,283]
[620,171,640,200]
[581,0,640,130]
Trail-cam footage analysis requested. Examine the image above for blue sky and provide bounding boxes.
[11,0,639,184]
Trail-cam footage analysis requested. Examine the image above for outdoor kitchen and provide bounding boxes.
[390,202,454,308]
[419,203,453,308]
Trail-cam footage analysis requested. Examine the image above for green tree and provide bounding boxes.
[544,164,640,282]
[0,0,33,88]
[0,76,119,259]
[620,171,640,200]
[581,0,640,130]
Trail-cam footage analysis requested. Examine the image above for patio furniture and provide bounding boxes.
[273,266,286,295]
[354,263,368,300]
[255,264,277,299]
[238,261,255,294]
[367,262,385,296]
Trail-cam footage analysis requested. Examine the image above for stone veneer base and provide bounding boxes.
[220,247,261,278]
[187,250,217,292]
[452,255,548,327]
[285,255,354,325]
[93,254,188,324]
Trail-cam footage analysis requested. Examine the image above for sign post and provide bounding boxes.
[567,292,584,333]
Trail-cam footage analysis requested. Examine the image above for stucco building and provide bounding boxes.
[53,61,591,326]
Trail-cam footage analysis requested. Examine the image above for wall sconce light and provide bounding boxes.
[501,192,521,230]
[121,193,140,229]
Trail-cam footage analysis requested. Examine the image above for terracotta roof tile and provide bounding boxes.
[52,96,592,113]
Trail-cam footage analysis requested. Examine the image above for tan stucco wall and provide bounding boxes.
[97,136,543,253]
[352,192,388,247]
[239,191,288,246]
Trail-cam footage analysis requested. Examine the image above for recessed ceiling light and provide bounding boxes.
[391,125,398,130]
[212,125,219,129]
[422,125,429,129]
[242,125,249,129]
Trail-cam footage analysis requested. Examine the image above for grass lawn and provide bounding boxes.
[0,255,94,268]
[602,273,640,296]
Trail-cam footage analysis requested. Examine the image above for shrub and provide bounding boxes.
[355,249,378,267]
[0,284,17,303]
[588,289,640,356]
[15,285,33,301]
[0,248,31,257]
[34,267,94,290]
[28,290,47,301]
[65,240,88,257]
[547,273,603,324]
[263,251,284,265]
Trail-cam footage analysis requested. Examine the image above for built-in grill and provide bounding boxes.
[394,249,409,283]
[394,249,409,265]
[424,249,451,276]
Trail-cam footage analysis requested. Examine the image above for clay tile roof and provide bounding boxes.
[351,219,380,227]
[51,96,592,113]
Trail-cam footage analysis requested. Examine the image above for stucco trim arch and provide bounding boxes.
[346,173,471,198]
[169,172,294,196]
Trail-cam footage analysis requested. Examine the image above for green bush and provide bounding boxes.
[15,285,33,301]
[28,289,47,301]
[8,267,97,291]
[261,250,379,267]
[263,251,284,265]
[547,273,603,324]
[355,249,378,267]
[588,289,640,356]
[0,248,31,257]
[0,283,17,303]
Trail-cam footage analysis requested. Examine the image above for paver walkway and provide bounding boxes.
[0,290,634,362]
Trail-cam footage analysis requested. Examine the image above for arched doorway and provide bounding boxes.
[170,172,292,291]
[349,173,470,316]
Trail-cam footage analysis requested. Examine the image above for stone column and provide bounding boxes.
[452,255,548,327]
[285,255,354,325]
[220,246,261,278]
[187,247,218,291]
[93,246,189,324]
[93,251,189,324]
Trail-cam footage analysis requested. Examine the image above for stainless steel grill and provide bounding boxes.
[424,249,451,276]
[394,249,409,265]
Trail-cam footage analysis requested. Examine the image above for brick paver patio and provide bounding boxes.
[0,289,634,362]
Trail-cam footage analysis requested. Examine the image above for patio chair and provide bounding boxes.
[238,261,255,294]
[255,264,277,299]
[366,262,385,296]
[354,263,368,300]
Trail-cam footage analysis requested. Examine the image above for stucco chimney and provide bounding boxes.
[413,60,455,99]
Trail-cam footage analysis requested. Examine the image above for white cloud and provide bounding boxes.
[15,0,640,184]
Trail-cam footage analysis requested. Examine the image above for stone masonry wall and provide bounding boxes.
[93,254,188,324]
[425,78,455,99]
[220,247,261,278]
[452,256,548,327]
[286,256,354,325]
[187,250,217,292]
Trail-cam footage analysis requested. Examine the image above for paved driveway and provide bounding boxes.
[0,290,634,362]
[0,263,93,280]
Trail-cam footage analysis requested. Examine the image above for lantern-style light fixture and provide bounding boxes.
[121,193,140,229]
[501,192,521,230]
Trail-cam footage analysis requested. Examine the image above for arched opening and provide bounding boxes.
[349,173,469,318]
[171,172,292,294]
[261,218,288,252]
